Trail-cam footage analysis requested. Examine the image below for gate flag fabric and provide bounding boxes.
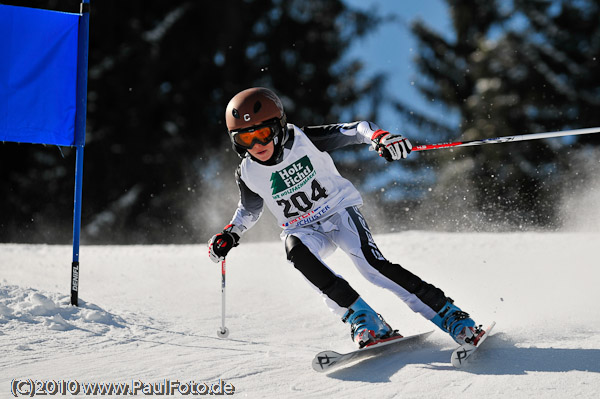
[0,4,80,146]
[0,2,91,306]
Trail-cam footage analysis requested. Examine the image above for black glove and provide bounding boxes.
[208,224,240,263]
[371,129,412,161]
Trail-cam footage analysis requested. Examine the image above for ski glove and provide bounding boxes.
[371,129,412,161]
[208,224,240,263]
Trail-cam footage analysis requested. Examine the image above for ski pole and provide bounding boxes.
[217,259,230,338]
[412,126,600,152]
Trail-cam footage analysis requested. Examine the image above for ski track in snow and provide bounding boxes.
[1,232,599,398]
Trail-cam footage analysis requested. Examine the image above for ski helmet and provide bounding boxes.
[225,87,288,160]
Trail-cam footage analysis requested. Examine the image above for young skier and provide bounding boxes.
[208,87,484,348]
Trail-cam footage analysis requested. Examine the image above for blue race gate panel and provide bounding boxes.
[0,5,79,146]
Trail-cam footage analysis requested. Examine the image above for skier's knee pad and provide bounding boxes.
[285,235,358,308]
[285,236,326,277]
[285,235,305,260]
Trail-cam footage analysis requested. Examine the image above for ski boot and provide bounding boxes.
[431,299,483,345]
[342,297,396,348]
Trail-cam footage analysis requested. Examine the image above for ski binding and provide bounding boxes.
[451,321,496,368]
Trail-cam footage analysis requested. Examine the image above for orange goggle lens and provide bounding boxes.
[232,125,276,149]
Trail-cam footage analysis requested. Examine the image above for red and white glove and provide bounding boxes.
[371,129,412,161]
[208,224,240,263]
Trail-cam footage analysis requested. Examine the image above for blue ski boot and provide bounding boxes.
[431,300,481,345]
[342,297,395,348]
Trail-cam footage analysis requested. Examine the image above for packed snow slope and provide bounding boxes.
[1,232,599,398]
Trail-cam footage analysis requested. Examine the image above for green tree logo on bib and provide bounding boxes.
[270,156,316,197]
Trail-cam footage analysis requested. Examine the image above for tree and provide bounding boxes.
[403,0,600,230]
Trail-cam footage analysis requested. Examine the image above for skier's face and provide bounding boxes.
[247,140,275,162]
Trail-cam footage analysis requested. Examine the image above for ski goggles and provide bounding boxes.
[231,120,279,149]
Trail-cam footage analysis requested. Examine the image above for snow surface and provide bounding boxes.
[1,232,599,398]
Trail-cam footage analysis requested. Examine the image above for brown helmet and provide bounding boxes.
[225,87,288,159]
[226,87,285,130]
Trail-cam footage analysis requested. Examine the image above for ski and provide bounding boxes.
[312,330,434,373]
[451,321,496,368]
